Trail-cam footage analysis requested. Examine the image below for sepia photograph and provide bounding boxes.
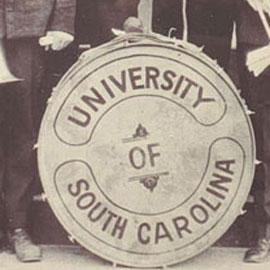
[0,0,270,269]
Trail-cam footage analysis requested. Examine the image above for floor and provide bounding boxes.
[0,245,269,270]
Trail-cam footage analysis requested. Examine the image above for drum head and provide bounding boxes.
[38,34,255,267]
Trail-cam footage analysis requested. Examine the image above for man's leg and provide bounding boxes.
[244,105,270,263]
[4,38,45,262]
[261,106,270,240]
[0,88,8,251]
[238,43,270,262]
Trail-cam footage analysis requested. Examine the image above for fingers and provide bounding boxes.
[51,40,68,51]
[39,36,53,51]
[39,31,74,51]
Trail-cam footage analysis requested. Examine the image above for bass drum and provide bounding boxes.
[38,33,255,267]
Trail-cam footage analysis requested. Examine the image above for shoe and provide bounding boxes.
[9,228,42,262]
[244,238,270,263]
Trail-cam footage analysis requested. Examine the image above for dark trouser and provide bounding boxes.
[152,0,234,69]
[0,38,45,230]
[238,43,270,239]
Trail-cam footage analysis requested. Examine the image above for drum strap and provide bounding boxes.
[182,0,188,42]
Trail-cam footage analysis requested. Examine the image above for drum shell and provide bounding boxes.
[38,34,255,267]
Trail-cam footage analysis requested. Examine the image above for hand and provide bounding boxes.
[245,0,270,15]
[39,31,74,51]
[246,0,263,11]
[123,17,144,33]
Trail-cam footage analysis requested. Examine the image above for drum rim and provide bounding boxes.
[38,34,256,267]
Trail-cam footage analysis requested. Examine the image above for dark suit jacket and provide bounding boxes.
[75,0,140,47]
[236,0,269,46]
[152,0,235,39]
[0,0,76,39]
[152,0,235,68]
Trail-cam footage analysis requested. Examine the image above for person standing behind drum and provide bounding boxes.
[75,0,141,47]
[152,0,235,69]
[0,0,75,262]
[236,0,270,263]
